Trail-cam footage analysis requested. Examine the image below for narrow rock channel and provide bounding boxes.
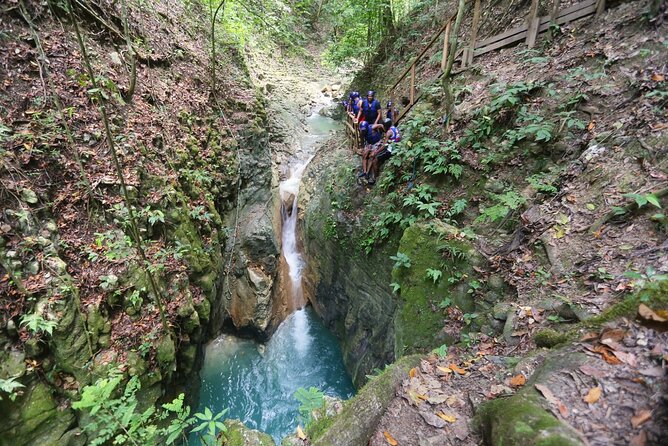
[192,103,354,444]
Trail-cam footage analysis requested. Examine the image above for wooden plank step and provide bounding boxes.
[475,28,528,55]
[476,24,527,49]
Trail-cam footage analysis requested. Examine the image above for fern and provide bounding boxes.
[294,387,325,425]
[476,190,526,223]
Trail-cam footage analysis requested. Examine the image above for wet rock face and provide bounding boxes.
[226,201,280,335]
[0,379,80,446]
[302,148,398,387]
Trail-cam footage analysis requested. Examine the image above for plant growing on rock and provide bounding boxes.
[72,370,224,445]
[0,377,25,401]
[390,252,412,269]
[294,386,325,426]
[20,312,58,336]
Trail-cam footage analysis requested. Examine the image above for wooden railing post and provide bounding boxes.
[441,19,452,72]
[526,0,540,48]
[467,0,482,66]
[410,63,415,104]
[550,0,561,21]
[596,0,605,16]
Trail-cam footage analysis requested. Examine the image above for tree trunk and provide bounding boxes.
[445,0,466,77]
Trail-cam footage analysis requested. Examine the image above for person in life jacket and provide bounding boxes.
[385,101,397,124]
[347,91,361,121]
[356,90,382,125]
[368,118,401,185]
[358,121,385,180]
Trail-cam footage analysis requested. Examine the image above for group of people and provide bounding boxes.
[342,90,401,185]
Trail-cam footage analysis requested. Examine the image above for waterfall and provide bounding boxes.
[279,156,314,311]
[193,110,353,445]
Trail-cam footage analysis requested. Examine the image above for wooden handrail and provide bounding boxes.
[385,0,607,126]
[389,14,455,92]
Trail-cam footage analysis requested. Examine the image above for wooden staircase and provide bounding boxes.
[390,0,608,124]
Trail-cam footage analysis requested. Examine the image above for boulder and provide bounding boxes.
[224,419,275,446]
[311,355,421,446]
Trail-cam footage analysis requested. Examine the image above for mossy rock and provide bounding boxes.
[312,354,421,446]
[477,393,583,446]
[392,222,477,357]
[477,348,589,446]
[0,380,77,446]
[195,297,211,322]
[156,335,176,366]
[534,329,570,348]
[223,419,275,446]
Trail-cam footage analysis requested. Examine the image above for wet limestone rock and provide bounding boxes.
[476,350,588,446]
[227,202,280,335]
[311,355,422,446]
[393,221,481,356]
[224,419,275,446]
[0,380,79,446]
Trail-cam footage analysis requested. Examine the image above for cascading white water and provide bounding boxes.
[193,110,351,445]
[279,157,315,311]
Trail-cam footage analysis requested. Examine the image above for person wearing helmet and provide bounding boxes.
[385,101,397,124]
[368,118,401,185]
[356,90,382,125]
[358,121,385,180]
[347,91,362,121]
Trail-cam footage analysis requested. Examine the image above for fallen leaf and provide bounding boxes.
[406,390,427,406]
[587,121,596,131]
[557,402,569,417]
[509,374,526,387]
[437,366,453,374]
[600,328,626,342]
[419,410,446,428]
[383,431,398,446]
[436,412,457,423]
[612,350,637,367]
[630,430,647,446]
[638,366,665,377]
[535,384,558,404]
[446,395,459,406]
[580,331,599,342]
[409,367,417,378]
[593,344,622,364]
[638,304,666,322]
[449,364,467,375]
[651,73,665,82]
[631,409,652,428]
[297,426,307,440]
[580,364,606,379]
[535,384,570,417]
[427,394,449,405]
[583,386,601,404]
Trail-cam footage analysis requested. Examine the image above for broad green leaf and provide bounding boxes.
[646,194,661,208]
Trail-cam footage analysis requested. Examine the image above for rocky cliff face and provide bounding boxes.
[0,0,281,443]
[301,142,505,386]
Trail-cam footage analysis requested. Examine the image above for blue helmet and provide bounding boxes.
[359,121,369,132]
[352,91,360,98]
[367,90,376,97]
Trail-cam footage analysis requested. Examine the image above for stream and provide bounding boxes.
[192,108,353,444]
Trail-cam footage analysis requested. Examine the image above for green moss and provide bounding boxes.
[477,393,582,446]
[393,222,476,357]
[155,335,175,366]
[223,419,275,446]
[534,329,569,348]
[0,381,76,446]
[313,355,421,445]
[308,414,335,441]
[585,279,668,327]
